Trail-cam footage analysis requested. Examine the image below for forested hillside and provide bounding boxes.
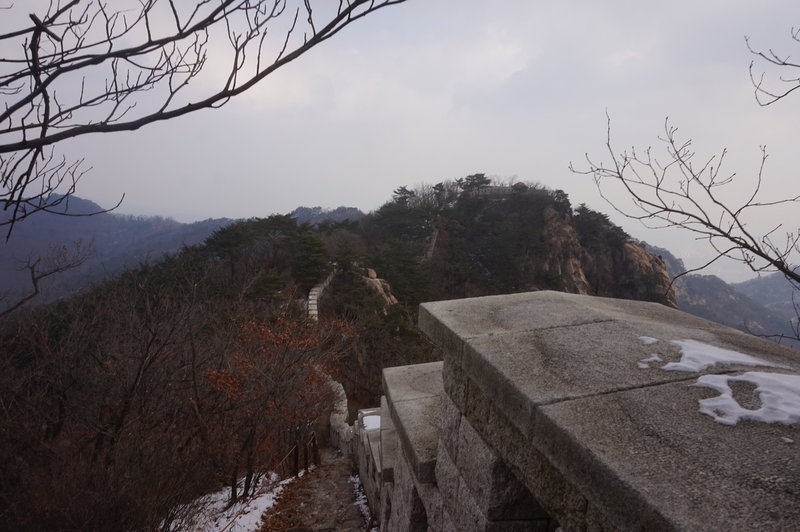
[0,215,350,530]
[0,176,677,531]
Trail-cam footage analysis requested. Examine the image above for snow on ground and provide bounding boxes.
[638,336,659,345]
[184,470,310,532]
[348,474,376,531]
[362,415,380,430]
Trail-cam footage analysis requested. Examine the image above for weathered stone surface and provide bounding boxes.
[367,428,382,493]
[456,410,545,521]
[419,291,800,531]
[462,370,585,530]
[538,379,800,530]
[355,408,382,512]
[437,391,461,461]
[383,362,443,484]
[380,395,397,484]
[380,478,395,529]
[420,291,611,342]
[584,503,612,532]
[435,440,459,504]
[440,388,545,521]
[441,507,459,532]
[438,421,556,532]
[441,356,467,412]
[436,439,488,532]
[367,429,381,469]
[460,318,796,439]
[420,291,734,343]
[384,362,445,403]
[417,474,443,530]
[386,441,430,531]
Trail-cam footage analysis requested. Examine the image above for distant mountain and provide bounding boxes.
[289,205,364,225]
[675,274,796,339]
[645,244,798,348]
[735,271,798,318]
[1,196,232,304]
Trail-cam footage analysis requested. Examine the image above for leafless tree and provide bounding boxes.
[572,117,800,339]
[0,239,92,317]
[0,0,406,237]
[574,24,800,342]
[747,26,800,106]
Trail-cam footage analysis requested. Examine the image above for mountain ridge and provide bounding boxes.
[0,197,232,303]
[3,191,797,349]
[645,244,798,347]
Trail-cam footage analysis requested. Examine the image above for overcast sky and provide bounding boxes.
[55,1,800,281]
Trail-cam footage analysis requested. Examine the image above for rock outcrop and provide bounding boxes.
[548,208,675,306]
[363,268,399,307]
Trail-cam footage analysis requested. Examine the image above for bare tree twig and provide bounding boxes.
[746,27,800,106]
[571,116,800,340]
[0,238,93,317]
[0,0,407,236]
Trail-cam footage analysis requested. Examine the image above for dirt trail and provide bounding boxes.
[258,447,372,531]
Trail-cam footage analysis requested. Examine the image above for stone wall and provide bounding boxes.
[354,407,382,511]
[304,270,356,450]
[357,291,800,531]
[327,376,353,452]
[307,269,336,321]
[365,361,555,532]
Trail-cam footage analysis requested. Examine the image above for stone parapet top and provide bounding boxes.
[379,396,397,484]
[382,362,444,484]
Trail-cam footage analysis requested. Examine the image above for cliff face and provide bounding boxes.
[538,207,675,306]
[615,242,676,306]
[538,207,592,294]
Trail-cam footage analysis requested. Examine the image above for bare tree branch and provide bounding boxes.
[0,0,407,235]
[573,116,800,344]
[746,27,800,106]
[571,116,800,289]
[0,238,93,317]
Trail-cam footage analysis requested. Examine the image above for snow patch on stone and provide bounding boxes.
[632,336,799,427]
[362,415,380,431]
[693,372,800,426]
[663,339,789,373]
[637,353,663,369]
